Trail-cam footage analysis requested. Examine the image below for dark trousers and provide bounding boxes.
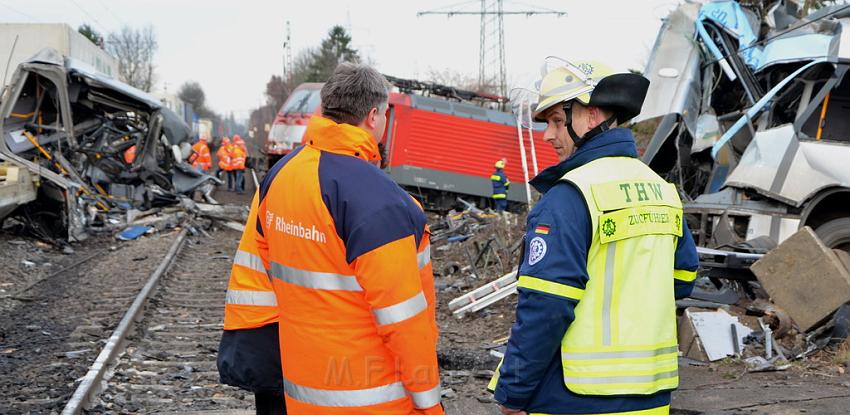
[226,170,236,191]
[255,392,286,415]
[234,169,245,193]
[494,198,508,212]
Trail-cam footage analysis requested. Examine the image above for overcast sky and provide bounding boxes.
[1,0,681,119]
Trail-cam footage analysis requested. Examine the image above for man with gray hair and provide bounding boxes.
[254,63,444,415]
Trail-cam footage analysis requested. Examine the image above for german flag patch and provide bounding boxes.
[534,224,550,235]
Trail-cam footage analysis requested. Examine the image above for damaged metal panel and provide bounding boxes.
[0,47,219,241]
[641,1,850,251]
[725,124,850,206]
[0,161,36,220]
[837,19,850,60]
[698,1,762,68]
[634,2,702,133]
[758,33,837,71]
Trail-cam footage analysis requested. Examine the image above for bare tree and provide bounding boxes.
[265,75,288,111]
[106,25,158,92]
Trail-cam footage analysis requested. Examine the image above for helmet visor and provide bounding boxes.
[509,87,539,129]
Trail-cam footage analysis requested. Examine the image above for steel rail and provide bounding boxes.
[61,228,189,415]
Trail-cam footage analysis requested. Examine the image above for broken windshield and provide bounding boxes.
[281,88,321,115]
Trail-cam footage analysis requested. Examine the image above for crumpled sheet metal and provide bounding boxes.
[0,48,217,241]
[758,33,836,70]
[725,123,850,207]
[698,1,763,68]
[632,1,701,133]
[710,59,826,159]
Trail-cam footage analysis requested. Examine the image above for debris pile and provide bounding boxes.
[636,0,850,250]
[0,48,220,242]
[680,226,850,372]
[429,198,524,293]
[430,200,522,403]
[627,0,850,373]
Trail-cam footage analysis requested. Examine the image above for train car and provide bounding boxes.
[265,83,322,168]
[275,79,558,210]
[383,91,558,210]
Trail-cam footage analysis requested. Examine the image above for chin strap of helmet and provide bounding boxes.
[565,104,617,149]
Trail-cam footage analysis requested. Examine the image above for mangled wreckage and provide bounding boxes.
[0,48,218,241]
[636,0,850,253]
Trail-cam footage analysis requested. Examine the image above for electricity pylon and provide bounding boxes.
[418,1,566,97]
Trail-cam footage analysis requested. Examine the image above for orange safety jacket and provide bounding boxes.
[192,140,212,171]
[256,116,443,415]
[217,143,232,171]
[224,191,278,330]
[123,145,137,164]
[233,137,248,154]
[229,145,247,171]
[218,191,282,395]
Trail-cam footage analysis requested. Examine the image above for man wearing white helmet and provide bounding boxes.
[489,60,699,415]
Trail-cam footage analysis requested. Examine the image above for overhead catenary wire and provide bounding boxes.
[417,0,482,15]
[95,0,127,27]
[0,1,39,21]
[68,0,109,34]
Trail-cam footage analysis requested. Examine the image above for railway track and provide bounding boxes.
[86,227,252,413]
[0,232,177,413]
[64,227,253,414]
[0,222,253,414]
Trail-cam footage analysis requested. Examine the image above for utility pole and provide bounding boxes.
[283,20,293,84]
[419,1,566,97]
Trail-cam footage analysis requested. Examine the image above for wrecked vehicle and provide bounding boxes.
[0,48,218,241]
[636,0,850,253]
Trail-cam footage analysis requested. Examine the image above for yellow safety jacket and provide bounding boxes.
[557,156,683,395]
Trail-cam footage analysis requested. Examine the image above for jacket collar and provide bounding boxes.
[530,128,639,194]
[303,116,380,162]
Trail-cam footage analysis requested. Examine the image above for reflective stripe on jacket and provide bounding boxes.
[230,146,247,170]
[192,141,212,170]
[491,169,509,199]
[256,116,443,415]
[217,144,232,171]
[223,191,278,330]
[559,156,683,395]
[492,128,698,414]
[218,191,281,394]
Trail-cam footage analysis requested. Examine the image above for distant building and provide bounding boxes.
[0,23,118,84]
[152,92,193,125]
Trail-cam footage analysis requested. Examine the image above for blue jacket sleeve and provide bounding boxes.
[674,218,699,299]
[494,183,590,410]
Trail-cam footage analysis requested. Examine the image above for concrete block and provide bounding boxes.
[677,308,710,361]
[751,227,850,332]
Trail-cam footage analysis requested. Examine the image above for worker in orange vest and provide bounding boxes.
[255,63,443,414]
[218,192,285,414]
[123,145,137,164]
[233,134,248,154]
[217,137,234,191]
[191,136,213,172]
[230,135,248,193]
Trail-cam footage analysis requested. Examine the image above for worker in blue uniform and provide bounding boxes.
[490,59,699,415]
[491,158,511,212]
